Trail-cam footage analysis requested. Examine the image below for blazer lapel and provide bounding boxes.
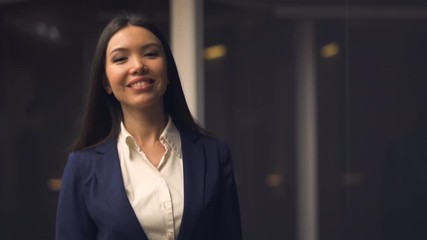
[94,139,149,240]
[178,132,206,240]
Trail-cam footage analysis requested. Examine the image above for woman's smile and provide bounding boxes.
[127,77,156,90]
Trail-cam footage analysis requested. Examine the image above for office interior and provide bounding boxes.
[1,0,427,239]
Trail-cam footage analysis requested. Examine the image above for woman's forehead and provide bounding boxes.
[107,26,162,53]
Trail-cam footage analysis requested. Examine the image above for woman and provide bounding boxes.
[56,13,242,240]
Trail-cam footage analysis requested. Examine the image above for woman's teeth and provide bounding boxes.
[131,81,149,88]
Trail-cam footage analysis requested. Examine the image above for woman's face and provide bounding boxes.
[105,25,168,112]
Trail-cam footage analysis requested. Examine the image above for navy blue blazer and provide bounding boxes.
[56,130,242,240]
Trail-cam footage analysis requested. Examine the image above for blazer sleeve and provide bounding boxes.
[215,143,242,240]
[56,153,96,240]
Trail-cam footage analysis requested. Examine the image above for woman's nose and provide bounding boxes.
[131,59,147,75]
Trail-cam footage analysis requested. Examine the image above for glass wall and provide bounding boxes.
[204,1,427,240]
[204,1,297,239]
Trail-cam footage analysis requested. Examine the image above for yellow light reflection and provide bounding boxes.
[321,42,340,58]
[48,178,62,192]
[204,44,227,60]
[265,173,283,188]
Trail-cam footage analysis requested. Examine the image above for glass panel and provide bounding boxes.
[317,7,427,240]
[205,1,427,240]
[204,2,296,239]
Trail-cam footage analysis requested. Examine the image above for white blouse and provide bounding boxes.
[117,118,184,240]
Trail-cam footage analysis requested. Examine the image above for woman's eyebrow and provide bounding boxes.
[139,43,161,51]
[109,47,128,55]
[109,42,161,55]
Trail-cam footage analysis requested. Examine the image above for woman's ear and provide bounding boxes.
[105,85,113,94]
[103,79,113,94]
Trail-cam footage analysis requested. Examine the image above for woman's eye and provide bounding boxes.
[112,57,127,63]
[145,51,159,57]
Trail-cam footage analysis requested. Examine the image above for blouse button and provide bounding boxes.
[162,202,171,209]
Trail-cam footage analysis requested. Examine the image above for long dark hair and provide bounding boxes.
[72,13,206,151]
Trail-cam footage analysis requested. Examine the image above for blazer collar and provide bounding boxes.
[93,138,149,240]
[93,130,206,240]
[177,130,205,240]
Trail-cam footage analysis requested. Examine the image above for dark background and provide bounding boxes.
[1,0,427,239]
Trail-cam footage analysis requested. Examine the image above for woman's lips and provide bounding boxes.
[127,77,155,89]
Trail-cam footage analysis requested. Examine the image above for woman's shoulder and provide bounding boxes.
[191,133,232,158]
[198,134,228,146]
[65,148,98,175]
[180,129,228,147]
[68,145,99,161]
[67,138,116,166]
[70,137,116,157]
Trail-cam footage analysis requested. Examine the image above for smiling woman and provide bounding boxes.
[105,26,169,122]
[55,13,242,240]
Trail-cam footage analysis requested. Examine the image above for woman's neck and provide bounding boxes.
[121,105,167,147]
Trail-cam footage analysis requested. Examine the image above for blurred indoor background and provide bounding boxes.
[1,0,427,239]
